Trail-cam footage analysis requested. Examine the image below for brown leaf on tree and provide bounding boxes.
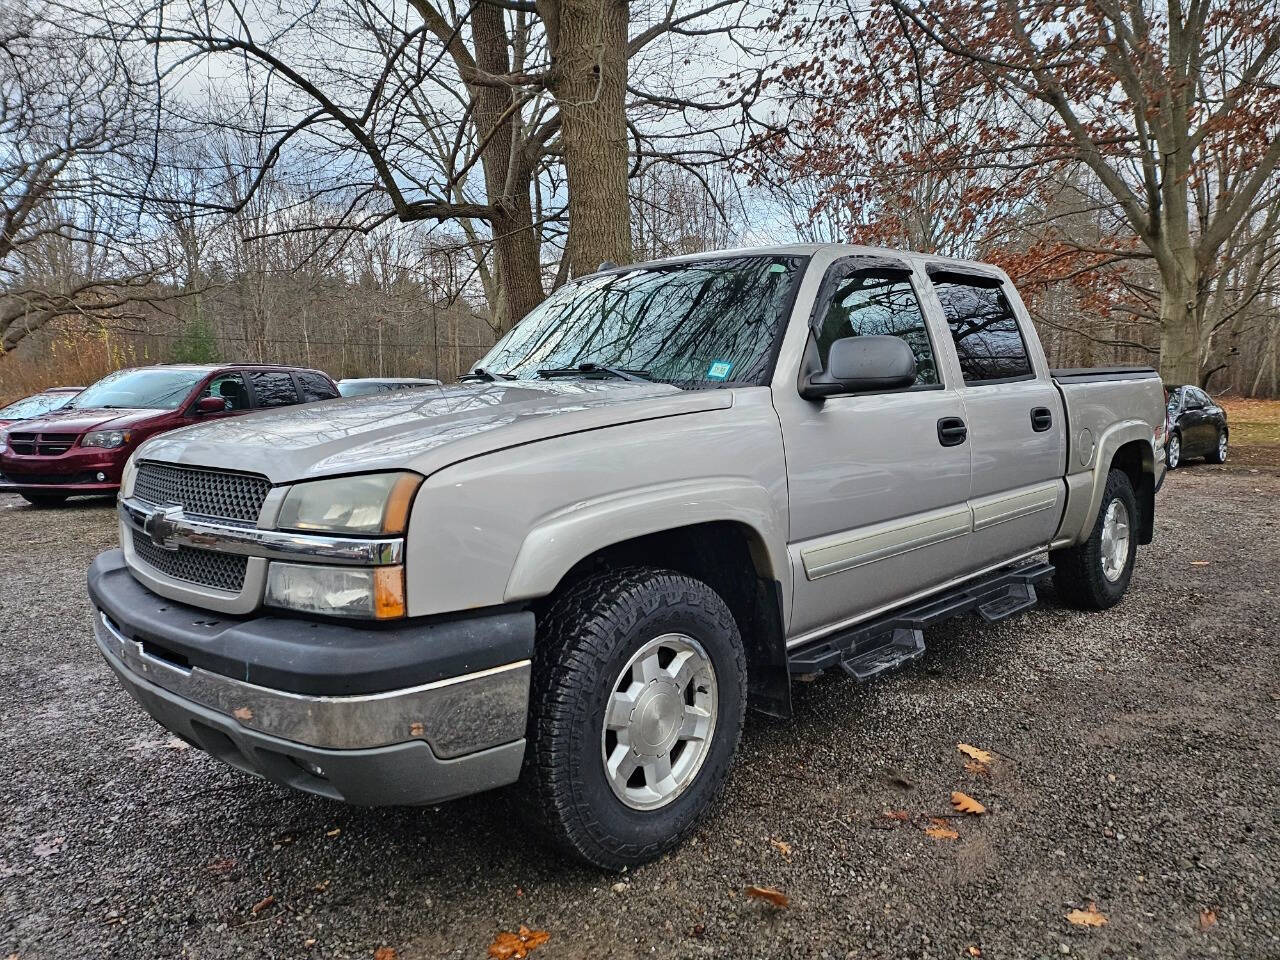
[487,927,550,959]
[373,948,397,960]
[745,885,790,908]
[1199,908,1217,930]
[957,743,994,765]
[1066,903,1108,927]
[950,792,986,815]
[250,895,275,915]
[925,824,959,840]
[769,837,792,859]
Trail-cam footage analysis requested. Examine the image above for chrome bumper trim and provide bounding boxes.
[119,496,404,566]
[94,611,530,757]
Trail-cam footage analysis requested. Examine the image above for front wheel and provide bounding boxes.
[524,567,746,869]
[1051,468,1139,610]
[1206,429,1228,464]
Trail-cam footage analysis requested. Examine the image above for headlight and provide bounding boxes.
[83,430,131,449]
[265,562,406,619]
[277,472,421,535]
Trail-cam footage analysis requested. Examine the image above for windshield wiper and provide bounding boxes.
[536,362,652,383]
[459,367,517,383]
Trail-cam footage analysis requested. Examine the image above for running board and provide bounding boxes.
[787,559,1055,679]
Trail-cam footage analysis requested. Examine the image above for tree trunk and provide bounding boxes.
[544,0,633,277]
[1156,268,1202,384]
[469,2,544,332]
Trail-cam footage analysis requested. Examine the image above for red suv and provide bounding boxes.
[0,364,339,506]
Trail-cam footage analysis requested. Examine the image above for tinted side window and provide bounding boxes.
[249,372,300,407]
[297,371,338,402]
[814,272,938,386]
[933,281,1032,383]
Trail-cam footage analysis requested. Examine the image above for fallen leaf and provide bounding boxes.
[487,927,550,959]
[925,825,959,840]
[951,792,986,815]
[303,939,317,948]
[325,828,341,837]
[883,809,910,821]
[232,707,253,721]
[770,838,792,859]
[374,948,397,960]
[313,880,329,893]
[957,743,994,765]
[745,885,790,908]
[250,895,275,915]
[1199,908,1217,930]
[1066,903,1107,926]
[1189,560,1211,566]
[409,722,425,736]
[206,857,236,875]
[966,946,982,957]
[32,836,66,858]
[164,736,191,751]
[964,760,991,777]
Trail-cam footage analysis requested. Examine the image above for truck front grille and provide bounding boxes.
[134,461,271,523]
[131,533,248,593]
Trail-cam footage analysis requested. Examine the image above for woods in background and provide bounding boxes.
[2,0,1279,399]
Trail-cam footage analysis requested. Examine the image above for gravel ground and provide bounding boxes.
[2,463,1278,960]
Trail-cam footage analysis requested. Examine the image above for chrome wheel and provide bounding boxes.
[1100,498,1131,583]
[1218,432,1228,461]
[1167,434,1181,468]
[601,633,717,811]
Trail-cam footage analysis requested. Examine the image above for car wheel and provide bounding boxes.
[1166,432,1181,469]
[524,566,747,869]
[21,493,67,508]
[1050,468,1139,610]
[1206,429,1228,464]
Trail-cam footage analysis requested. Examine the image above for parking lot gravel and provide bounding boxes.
[2,462,1278,960]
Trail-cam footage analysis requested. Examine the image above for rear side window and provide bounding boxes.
[933,280,1032,383]
[297,371,338,402]
[249,372,300,408]
[813,271,939,386]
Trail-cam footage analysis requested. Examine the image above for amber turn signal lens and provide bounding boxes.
[373,565,406,619]
[381,473,422,535]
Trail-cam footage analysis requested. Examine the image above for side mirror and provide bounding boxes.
[194,396,226,414]
[801,335,917,400]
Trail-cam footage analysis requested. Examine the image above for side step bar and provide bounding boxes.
[787,559,1055,680]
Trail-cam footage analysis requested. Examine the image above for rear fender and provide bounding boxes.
[1053,420,1156,548]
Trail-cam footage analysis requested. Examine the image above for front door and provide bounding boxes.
[774,257,974,641]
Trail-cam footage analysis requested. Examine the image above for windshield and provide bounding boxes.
[70,369,206,411]
[338,381,385,398]
[0,392,76,419]
[476,255,807,387]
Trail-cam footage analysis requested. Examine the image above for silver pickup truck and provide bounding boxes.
[88,244,1166,867]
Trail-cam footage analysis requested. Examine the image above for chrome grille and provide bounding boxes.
[131,532,248,592]
[133,461,271,523]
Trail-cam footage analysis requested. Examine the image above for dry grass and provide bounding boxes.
[0,332,156,406]
[1218,397,1280,468]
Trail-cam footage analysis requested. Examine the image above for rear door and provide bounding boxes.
[924,266,1066,570]
[775,255,974,639]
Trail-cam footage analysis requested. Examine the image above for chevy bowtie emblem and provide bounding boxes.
[143,503,185,551]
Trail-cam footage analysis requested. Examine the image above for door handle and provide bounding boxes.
[1031,407,1053,432]
[937,416,968,447]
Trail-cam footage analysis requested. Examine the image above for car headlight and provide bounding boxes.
[83,430,131,449]
[265,562,406,619]
[277,472,421,535]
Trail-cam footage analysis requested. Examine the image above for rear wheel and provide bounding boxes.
[524,567,746,869]
[1166,432,1182,469]
[1051,468,1138,610]
[21,493,67,508]
[1206,429,1228,464]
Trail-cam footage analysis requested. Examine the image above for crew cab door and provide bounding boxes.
[773,256,974,640]
[923,266,1066,570]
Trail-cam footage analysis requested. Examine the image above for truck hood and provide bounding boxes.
[8,407,163,434]
[134,380,734,483]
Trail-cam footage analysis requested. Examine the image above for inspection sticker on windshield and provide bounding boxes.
[706,360,733,381]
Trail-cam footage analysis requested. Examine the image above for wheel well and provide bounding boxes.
[1111,439,1155,545]
[542,521,791,719]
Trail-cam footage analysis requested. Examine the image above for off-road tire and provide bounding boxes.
[523,566,747,869]
[21,493,67,508]
[1051,468,1138,610]
[1206,428,1228,464]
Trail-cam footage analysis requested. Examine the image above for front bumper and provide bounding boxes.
[0,447,125,493]
[89,549,535,805]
